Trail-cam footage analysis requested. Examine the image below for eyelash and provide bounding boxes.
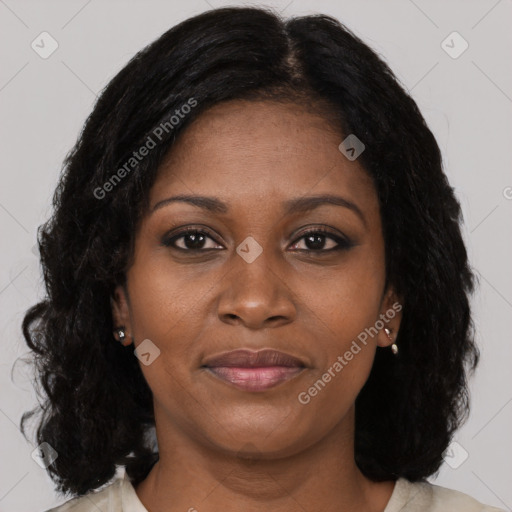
[161,226,353,254]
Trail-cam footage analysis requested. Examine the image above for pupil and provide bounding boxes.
[185,233,205,249]
[306,234,324,250]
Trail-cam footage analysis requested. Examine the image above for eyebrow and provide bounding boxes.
[151,193,366,226]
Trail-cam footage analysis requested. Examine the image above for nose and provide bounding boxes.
[217,249,296,330]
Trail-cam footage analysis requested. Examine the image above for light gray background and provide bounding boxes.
[1,1,511,511]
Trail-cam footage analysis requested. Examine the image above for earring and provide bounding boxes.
[384,327,398,355]
[114,327,127,345]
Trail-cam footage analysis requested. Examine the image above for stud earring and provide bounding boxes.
[384,327,398,355]
[114,327,127,345]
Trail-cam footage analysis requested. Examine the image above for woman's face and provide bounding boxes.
[112,99,401,458]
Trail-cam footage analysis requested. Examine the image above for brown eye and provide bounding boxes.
[162,228,223,251]
[289,229,353,253]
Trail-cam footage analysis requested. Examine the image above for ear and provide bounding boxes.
[111,284,133,346]
[376,286,403,349]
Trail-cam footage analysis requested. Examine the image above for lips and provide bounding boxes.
[202,348,306,368]
[202,349,307,392]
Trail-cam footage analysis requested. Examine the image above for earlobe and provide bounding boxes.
[377,286,403,352]
[384,327,399,355]
[110,285,133,346]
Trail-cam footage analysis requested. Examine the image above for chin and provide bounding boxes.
[198,418,315,460]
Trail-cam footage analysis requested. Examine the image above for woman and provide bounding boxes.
[21,6,504,512]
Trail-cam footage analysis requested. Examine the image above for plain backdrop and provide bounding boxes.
[0,1,511,511]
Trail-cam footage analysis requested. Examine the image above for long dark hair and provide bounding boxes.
[19,6,479,498]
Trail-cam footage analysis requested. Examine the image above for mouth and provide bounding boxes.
[201,349,307,392]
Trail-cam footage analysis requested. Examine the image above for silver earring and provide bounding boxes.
[384,327,398,355]
[115,327,126,344]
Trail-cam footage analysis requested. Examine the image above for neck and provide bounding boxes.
[134,405,395,512]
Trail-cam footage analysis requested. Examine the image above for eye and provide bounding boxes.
[161,227,223,251]
[289,228,353,253]
[161,226,353,253]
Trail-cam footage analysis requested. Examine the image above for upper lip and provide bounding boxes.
[202,349,306,368]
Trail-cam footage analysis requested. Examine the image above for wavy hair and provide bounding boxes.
[19,6,479,498]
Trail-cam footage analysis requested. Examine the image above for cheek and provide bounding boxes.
[295,343,375,439]
[128,259,200,339]
[300,256,385,337]
[293,252,384,399]
[297,274,381,416]
[126,258,219,389]
[126,265,198,409]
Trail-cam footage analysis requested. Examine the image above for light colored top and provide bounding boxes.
[45,470,506,512]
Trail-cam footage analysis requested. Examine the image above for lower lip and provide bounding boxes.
[205,366,304,391]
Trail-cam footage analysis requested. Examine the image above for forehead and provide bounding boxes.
[151,100,378,220]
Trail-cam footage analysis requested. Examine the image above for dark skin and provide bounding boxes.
[111,99,403,512]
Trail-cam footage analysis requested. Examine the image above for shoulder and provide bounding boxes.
[43,477,124,512]
[388,478,506,512]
